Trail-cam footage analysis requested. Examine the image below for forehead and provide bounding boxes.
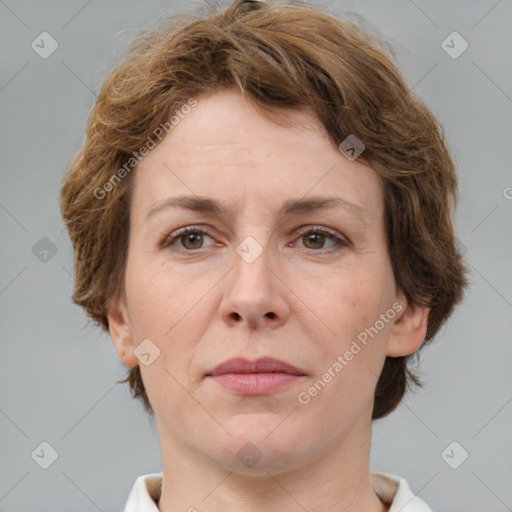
[149,89,327,159]
[131,89,383,222]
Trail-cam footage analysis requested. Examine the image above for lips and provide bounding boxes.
[206,357,305,377]
[205,357,306,395]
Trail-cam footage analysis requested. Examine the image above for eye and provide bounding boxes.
[161,225,349,254]
[294,226,348,253]
[162,226,216,252]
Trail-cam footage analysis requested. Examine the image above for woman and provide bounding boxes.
[60,0,467,510]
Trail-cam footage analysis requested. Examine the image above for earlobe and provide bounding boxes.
[386,297,430,358]
[107,295,139,368]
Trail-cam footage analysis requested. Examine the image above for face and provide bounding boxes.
[109,88,426,475]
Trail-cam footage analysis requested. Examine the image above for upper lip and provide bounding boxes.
[206,357,305,377]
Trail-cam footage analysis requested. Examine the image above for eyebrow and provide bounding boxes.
[145,195,370,226]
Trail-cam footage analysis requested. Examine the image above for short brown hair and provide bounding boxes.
[59,0,468,419]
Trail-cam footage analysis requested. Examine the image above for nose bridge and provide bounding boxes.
[232,232,274,298]
[220,229,289,328]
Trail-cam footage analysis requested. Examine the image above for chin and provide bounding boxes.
[210,415,309,474]
[217,442,307,477]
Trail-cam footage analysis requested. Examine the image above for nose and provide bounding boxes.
[219,239,290,330]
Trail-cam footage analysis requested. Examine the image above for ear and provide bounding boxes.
[107,291,139,368]
[386,293,430,357]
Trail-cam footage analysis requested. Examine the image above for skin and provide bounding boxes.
[108,88,429,512]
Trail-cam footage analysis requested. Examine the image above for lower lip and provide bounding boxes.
[208,373,304,394]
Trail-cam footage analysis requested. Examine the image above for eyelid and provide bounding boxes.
[294,224,347,241]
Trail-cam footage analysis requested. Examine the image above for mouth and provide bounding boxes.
[205,357,306,395]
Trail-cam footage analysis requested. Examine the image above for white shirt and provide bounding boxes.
[123,471,433,511]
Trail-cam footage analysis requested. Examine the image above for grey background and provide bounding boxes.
[1,0,511,510]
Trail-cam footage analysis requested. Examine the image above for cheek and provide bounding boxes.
[127,268,206,378]
[124,256,181,333]
[314,267,394,375]
[327,276,382,331]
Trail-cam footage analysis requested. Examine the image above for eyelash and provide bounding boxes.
[161,225,349,254]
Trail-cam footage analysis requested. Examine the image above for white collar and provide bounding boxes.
[123,470,433,511]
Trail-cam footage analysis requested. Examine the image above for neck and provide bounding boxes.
[155,417,389,512]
